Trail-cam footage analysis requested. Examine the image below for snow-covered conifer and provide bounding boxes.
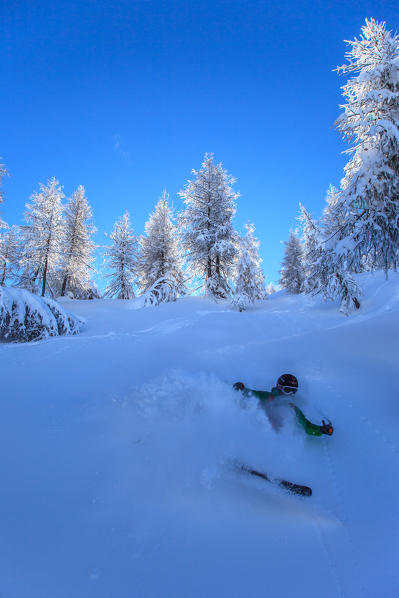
[335,18,399,274]
[299,204,360,313]
[0,225,21,286]
[138,190,185,302]
[232,222,266,311]
[266,282,277,295]
[299,204,323,294]
[0,287,84,342]
[20,178,64,296]
[104,212,138,299]
[321,185,346,238]
[279,230,305,294]
[59,185,96,297]
[179,153,239,299]
[0,161,9,230]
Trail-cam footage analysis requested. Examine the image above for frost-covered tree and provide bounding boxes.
[0,286,84,342]
[299,204,360,314]
[0,161,9,230]
[59,185,96,297]
[138,190,185,303]
[0,225,21,286]
[314,247,361,315]
[104,211,138,299]
[20,178,64,296]
[266,282,277,295]
[335,18,399,274]
[0,161,10,274]
[322,185,346,237]
[232,222,266,311]
[279,230,305,294]
[179,153,239,299]
[299,204,323,294]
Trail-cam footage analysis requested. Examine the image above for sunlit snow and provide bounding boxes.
[1,271,398,597]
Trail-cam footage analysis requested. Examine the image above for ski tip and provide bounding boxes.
[300,486,312,497]
[279,479,312,497]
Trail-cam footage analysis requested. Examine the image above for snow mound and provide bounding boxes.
[0,287,85,342]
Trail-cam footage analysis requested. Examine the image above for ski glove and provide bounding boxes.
[320,420,334,436]
[233,382,245,391]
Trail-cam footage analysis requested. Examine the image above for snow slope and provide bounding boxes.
[1,271,399,598]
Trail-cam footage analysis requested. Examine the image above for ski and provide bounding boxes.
[238,462,312,497]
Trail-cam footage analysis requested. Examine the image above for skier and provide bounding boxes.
[233,373,333,436]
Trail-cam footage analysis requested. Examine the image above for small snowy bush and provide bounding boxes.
[142,274,181,307]
[0,287,85,342]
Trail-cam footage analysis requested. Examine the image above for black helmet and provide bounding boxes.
[277,374,298,395]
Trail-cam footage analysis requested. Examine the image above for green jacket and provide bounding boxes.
[241,387,324,437]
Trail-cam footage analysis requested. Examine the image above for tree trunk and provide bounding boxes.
[0,262,6,286]
[60,276,68,297]
[216,254,220,277]
[41,255,48,296]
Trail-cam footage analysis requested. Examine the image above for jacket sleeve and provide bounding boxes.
[242,388,275,401]
[293,406,323,436]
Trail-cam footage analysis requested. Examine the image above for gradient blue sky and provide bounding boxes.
[1,0,398,289]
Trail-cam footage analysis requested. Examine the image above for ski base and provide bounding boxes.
[239,463,312,497]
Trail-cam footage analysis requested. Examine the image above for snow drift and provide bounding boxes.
[0,286,85,342]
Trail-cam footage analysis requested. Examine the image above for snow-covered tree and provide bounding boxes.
[299,204,323,294]
[104,211,138,299]
[20,178,64,296]
[232,222,266,311]
[138,190,185,303]
[0,161,9,230]
[299,204,360,314]
[59,185,96,297]
[266,282,277,295]
[179,153,239,299]
[0,225,21,286]
[279,229,305,294]
[322,185,346,237]
[0,286,84,342]
[335,18,399,274]
[0,161,10,274]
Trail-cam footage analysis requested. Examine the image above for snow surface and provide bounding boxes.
[1,271,399,597]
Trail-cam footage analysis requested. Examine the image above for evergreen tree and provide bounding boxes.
[138,190,185,303]
[266,282,277,295]
[322,185,346,237]
[299,204,360,314]
[335,18,399,274]
[20,178,64,296]
[232,222,266,311]
[299,204,322,295]
[279,229,305,294]
[0,161,9,230]
[104,211,138,299]
[59,185,96,297]
[0,225,20,286]
[179,153,239,299]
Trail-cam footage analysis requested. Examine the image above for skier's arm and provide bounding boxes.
[292,405,333,436]
[242,387,279,401]
[293,405,323,436]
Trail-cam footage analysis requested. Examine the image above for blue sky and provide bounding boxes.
[1,0,398,289]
